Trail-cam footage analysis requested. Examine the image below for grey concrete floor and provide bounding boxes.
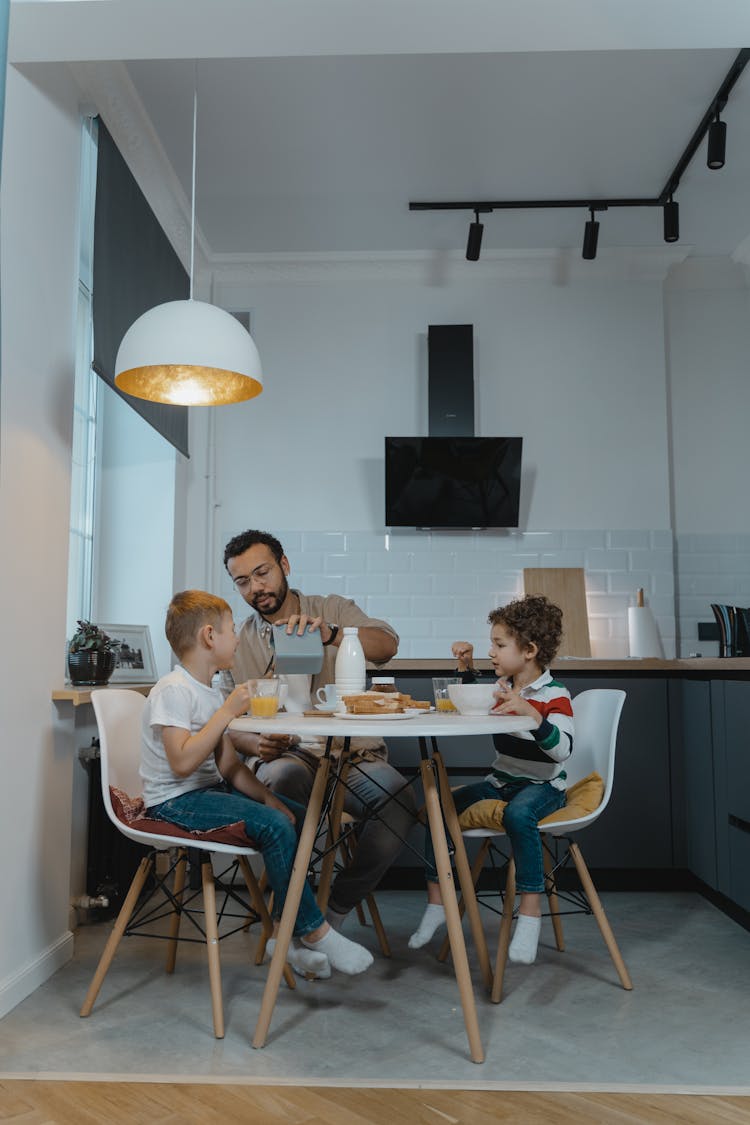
[1,890,749,1089]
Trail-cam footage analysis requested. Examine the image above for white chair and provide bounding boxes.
[81,689,293,1038]
[440,688,632,1002]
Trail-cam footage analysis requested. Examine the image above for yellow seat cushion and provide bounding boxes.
[457,772,605,832]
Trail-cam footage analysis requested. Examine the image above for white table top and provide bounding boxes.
[229,711,536,739]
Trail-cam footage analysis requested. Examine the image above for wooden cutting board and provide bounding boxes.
[523,567,591,657]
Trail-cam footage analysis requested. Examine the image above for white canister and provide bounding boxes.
[335,626,366,692]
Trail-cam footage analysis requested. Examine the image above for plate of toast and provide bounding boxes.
[335,691,431,718]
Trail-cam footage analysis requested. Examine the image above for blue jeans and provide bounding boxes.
[424,778,566,894]
[148,784,325,937]
[257,752,418,915]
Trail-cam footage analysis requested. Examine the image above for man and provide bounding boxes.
[224,529,417,932]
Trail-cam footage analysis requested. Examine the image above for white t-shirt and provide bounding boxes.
[140,665,224,809]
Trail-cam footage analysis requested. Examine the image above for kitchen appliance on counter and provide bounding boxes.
[711,603,750,657]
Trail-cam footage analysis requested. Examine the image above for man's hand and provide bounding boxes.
[490,681,541,727]
[451,641,474,672]
[257,731,301,762]
[279,613,323,636]
[263,790,296,824]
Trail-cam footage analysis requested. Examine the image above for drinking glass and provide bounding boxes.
[432,676,462,712]
[249,676,280,718]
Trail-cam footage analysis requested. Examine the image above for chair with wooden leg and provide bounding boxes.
[440,689,632,1002]
[81,689,295,1039]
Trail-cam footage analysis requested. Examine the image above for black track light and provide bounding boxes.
[582,208,599,260]
[466,210,483,261]
[707,114,726,170]
[663,198,679,243]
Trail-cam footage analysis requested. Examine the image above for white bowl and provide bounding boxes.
[447,682,497,716]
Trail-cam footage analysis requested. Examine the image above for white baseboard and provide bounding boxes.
[0,931,74,1019]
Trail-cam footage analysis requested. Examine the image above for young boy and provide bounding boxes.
[409,594,574,966]
[141,589,374,979]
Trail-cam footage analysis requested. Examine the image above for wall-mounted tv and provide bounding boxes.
[385,436,523,529]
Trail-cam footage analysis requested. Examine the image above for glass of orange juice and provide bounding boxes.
[249,677,280,718]
[432,677,461,712]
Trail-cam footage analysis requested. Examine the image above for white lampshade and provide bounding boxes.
[114,299,263,406]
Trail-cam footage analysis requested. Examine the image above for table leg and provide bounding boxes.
[316,748,351,911]
[419,749,484,1065]
[252,752,332,1049]
[432,748,493,992]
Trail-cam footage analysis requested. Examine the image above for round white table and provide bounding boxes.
[230,709,535,1063]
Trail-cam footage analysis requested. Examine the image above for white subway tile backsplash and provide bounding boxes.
[607,530,651,549]
[276,527,682,658]
[345,573,390,596]
[585,549,629,571]
[563,530,607,548]
[324,552,368,574]
[675,531,749,655]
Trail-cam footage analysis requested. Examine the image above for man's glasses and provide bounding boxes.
[231,562,277,592]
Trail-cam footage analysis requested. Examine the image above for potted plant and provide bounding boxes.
[67,620,118,686]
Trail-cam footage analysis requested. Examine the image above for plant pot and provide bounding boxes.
[67,649,117,686]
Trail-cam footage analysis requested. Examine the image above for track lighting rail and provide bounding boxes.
[409,48,750,259]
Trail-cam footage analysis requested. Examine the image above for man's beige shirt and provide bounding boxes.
[232,590,399,761]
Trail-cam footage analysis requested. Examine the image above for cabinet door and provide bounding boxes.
[557,677,673,868]
[678,679,717,889]
[720,681,750,910]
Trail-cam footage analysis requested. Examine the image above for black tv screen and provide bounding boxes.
[385,436,522,529]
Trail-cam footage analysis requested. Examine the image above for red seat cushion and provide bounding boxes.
[110,787,258,850]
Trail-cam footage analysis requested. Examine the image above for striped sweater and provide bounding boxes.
[465,668,574,790]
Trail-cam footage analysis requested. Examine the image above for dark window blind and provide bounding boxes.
[93,120,190,457]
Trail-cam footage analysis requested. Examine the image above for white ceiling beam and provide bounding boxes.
[10,0,750,64]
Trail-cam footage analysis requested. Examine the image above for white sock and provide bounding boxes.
[301,928,374,975]
[326,907,349,932]
[508,914,541,965]
[408,903,446,950]
[267,937,331,979]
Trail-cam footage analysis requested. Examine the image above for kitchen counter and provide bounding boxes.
[381,657,750,674]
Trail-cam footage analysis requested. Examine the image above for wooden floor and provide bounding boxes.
[1,1082,750,1124]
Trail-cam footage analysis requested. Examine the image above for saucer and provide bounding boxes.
[314,703,335,713]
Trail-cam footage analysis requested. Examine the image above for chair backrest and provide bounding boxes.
[91,688,147,824]
[568,688,626,814]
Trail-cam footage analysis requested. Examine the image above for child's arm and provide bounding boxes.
[161,683,251,778]
[215,734,296,824]
[492,684,574,759]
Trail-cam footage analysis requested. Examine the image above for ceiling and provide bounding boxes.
[10,1,750,265]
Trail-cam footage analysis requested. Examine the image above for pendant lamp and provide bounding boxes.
[114,87,262,407]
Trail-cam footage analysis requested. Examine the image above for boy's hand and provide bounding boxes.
[491,681,541,727]
[451,641,474,671]
[222,683,252,718]
[263,790,296,824]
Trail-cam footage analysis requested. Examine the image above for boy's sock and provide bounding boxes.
[325,906,349,932]
[408,903,446,949]
[267,937,331,980]
[301,928,373,975]
[508,914,541,965]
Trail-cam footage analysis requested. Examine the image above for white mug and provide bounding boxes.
[316,683,338,707]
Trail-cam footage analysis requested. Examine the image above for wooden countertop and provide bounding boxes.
[52,656,750,706]
[52,683,154,706]
[380,658,750,673]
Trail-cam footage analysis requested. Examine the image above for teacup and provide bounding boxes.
[315,683,339,708]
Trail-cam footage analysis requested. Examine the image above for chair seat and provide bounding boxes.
[457,771,605,835]
[110,786,260,854]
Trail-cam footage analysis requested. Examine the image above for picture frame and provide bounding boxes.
[100,624,157,683]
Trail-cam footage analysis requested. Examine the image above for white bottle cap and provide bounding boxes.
[343,627,359,635]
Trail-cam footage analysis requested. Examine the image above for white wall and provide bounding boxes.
[206,272,670,533]
[0,62,82,1015]
[180,267,675,657]
[94,382,178,678]
[666,259,750,654]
